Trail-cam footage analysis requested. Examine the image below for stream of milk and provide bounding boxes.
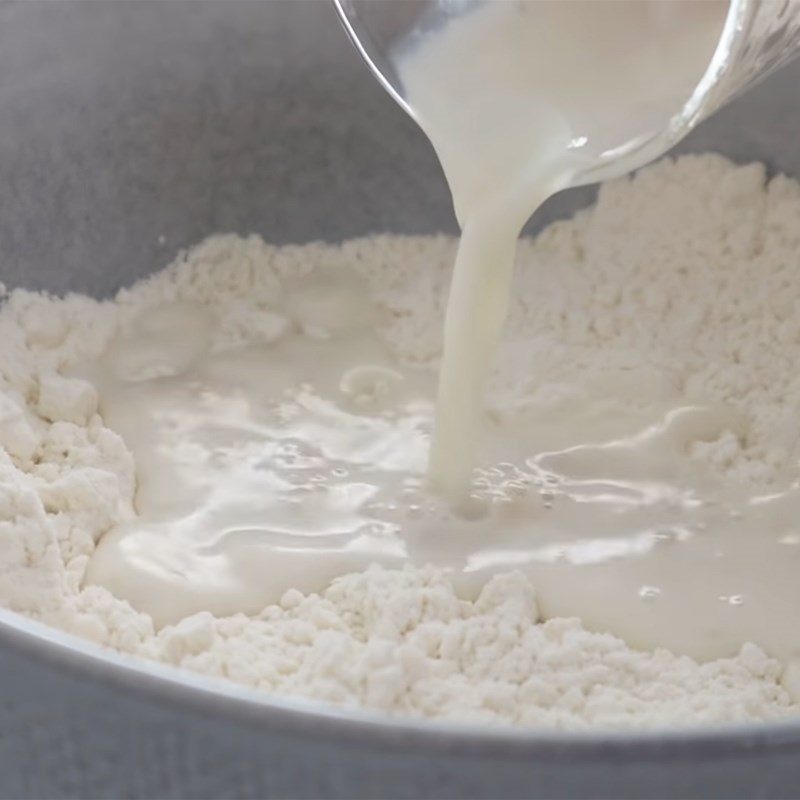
[394,0,728,504]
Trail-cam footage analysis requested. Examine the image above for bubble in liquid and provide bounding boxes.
[719,594,744,606]
[639,586,661,602]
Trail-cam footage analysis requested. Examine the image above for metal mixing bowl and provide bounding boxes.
[1,2,799,797]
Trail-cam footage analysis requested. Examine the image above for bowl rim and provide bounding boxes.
[4,603,800,758]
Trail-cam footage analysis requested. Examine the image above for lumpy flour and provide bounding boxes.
[1,154,799,728]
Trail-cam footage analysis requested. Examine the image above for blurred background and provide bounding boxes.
[0,0,798,299]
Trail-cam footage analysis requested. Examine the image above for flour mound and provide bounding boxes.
[0,153,798,728]
[149,566,790,728]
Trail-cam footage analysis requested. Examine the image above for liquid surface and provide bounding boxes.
[394,0,727,502]
[82,290,800,668]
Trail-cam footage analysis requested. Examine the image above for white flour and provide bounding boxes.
[0,154,799,728]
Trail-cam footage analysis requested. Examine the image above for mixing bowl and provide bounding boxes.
[1,2,799,797]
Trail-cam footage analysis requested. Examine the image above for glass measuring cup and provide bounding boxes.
[334,0,800,186]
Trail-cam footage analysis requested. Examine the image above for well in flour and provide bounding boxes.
[0,154,798,728]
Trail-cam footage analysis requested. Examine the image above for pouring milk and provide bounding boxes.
[393,0,728,506]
